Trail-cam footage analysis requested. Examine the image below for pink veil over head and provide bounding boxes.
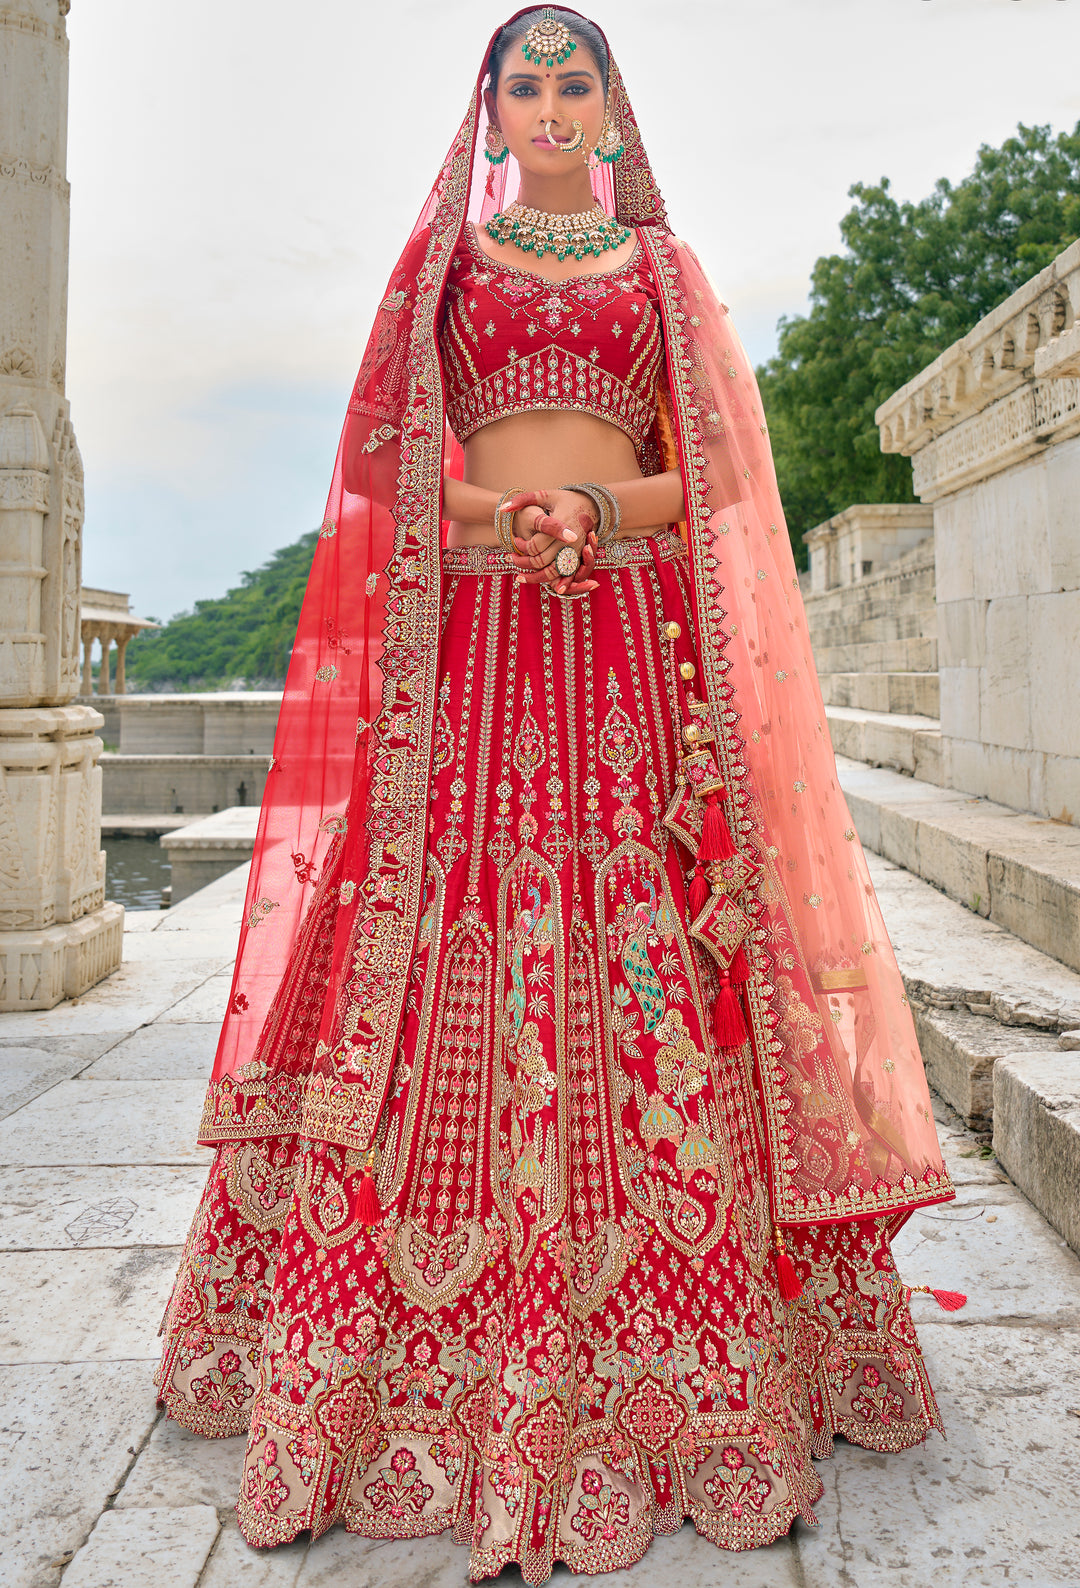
[198,9,953,1233]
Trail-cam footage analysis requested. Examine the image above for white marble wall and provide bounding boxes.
[878,241,1080,822]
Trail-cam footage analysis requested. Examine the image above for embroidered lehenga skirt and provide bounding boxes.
[158,533,942,1583]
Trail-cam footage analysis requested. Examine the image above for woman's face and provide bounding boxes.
[485,42,606,176]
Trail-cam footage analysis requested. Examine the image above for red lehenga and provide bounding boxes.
[157,11,955,1582]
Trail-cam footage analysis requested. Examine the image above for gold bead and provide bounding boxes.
[663,620,682,641]
[683,722,701,744]
[679,661,696,681]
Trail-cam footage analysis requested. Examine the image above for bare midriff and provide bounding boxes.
[446,410,664,547]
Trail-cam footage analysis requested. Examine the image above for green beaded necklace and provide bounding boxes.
[484,202,631,263]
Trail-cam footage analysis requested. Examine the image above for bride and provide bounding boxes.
[157,9,958,1581]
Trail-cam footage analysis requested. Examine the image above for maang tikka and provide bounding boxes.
[521,8,577,67]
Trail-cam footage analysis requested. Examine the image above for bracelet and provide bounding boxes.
[560,481,621,547]
[494,486,526,555]
[589,482,621,547]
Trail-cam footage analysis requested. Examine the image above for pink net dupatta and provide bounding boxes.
[197,8,953,1235]
[643,229,951,1225]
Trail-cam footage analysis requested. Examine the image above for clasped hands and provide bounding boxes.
[502,487,600,598]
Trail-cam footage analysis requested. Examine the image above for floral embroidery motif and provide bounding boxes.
[570,1468,631,1542]
[851,1364,906,1426]
[703,1446,771,1519]
[243,1439,289,1517]
[190,1349,249,1414]
[363,1447,434,1518]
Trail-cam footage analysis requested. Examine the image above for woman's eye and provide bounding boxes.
[509,85,536,97]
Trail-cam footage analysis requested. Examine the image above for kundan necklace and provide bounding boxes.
[485,202,631,263]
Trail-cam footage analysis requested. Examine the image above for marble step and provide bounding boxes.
[810,635,939,675]
[158,807,259,904]
[819,670,940,717]
[869,848,1080,1256]
[826,705,943,784]
[994,1050,1080,1257]
[805,600,937,646]
[839,757,1080,976]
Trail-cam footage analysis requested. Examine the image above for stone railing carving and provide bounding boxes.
[0,152,71,200]
[876,239,1080,500]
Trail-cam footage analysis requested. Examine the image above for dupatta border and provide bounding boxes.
[297,101,480,1153]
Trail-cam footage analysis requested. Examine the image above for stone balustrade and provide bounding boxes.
[803,503,933,595]
[876,238,1080,502]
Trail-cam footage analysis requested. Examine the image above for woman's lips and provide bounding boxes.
[533,134,572,145]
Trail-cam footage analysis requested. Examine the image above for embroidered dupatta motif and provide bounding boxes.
[198,11,953,1232]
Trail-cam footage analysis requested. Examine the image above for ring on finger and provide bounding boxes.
[555,545,582,577]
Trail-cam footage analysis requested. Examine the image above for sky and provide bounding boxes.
[64,0,1080,622]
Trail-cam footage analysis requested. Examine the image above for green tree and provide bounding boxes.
[759,121,1080,562]
[125,531,318,689]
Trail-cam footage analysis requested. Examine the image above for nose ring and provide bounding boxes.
[545,118,585,152]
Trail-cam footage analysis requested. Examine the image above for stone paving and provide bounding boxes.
[2,866,1079,1587]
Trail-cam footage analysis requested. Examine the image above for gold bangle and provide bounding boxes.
[559,482,608,545]
[494,486,526,555]
[560,481,621,547]
[589,482,622,547]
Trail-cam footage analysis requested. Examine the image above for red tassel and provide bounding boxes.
[931,1288,967,1311]
[355,1157,380,1225]
[777,1250,803,1302]
[713,973,747,1047]
[688,863,710,919]
[700,794,736,863]
[910,1284,967,1311]
[774,1228,803,1301]
[930,1288,967,1311]
[727,942,750,986]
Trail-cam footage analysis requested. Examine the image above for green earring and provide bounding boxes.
[485,125,508,166]
[593,121,624,165]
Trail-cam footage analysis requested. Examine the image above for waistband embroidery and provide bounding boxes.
[441,529,687,575]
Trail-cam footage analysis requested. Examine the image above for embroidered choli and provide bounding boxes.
[439,225,665,452]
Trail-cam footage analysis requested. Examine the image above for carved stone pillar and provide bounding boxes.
[99,628,112,696]
[0,0,122,1010]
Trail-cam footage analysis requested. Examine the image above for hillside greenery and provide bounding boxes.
[758,120,1080,562]
[124,531,317,689]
